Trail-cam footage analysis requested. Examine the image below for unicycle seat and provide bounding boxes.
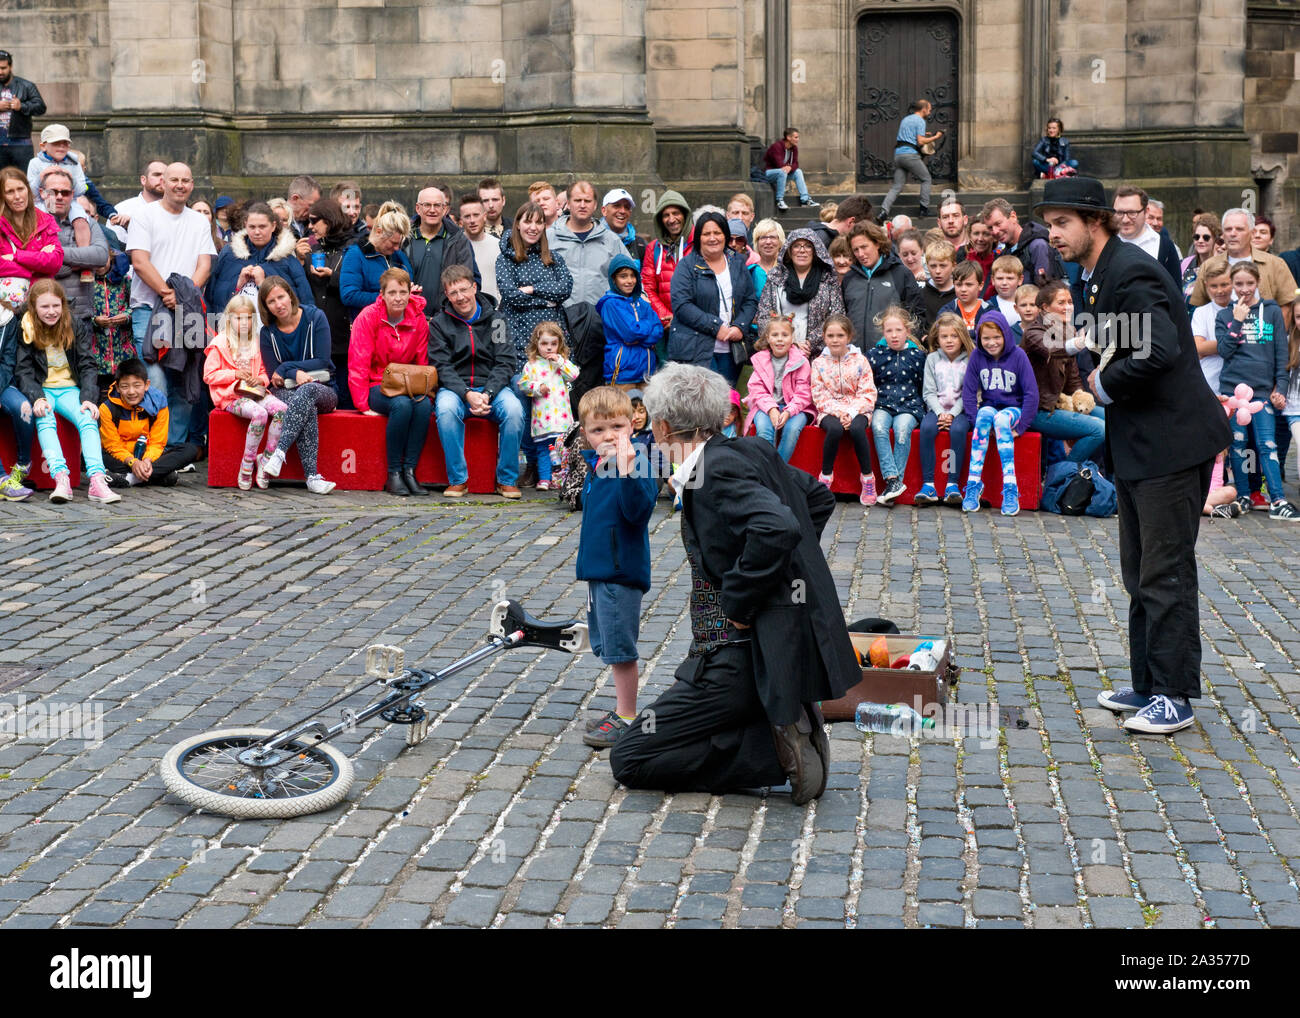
[490,599,589,653]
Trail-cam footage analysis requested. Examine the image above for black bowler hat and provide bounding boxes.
[1033,176,1109,214]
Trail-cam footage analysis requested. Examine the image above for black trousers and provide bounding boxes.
[819,413,872,474]
[610,642,787,792]
[1115,459,1214,700]
[103,443,201,482]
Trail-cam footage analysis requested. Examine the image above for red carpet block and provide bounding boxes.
[207,408,502,493]
[0,413,83,490]
[786,425,1042,510]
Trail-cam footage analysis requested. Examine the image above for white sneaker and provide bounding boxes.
[262,448,286,478]
[306,474,336,495]
[1123,694,1195,735]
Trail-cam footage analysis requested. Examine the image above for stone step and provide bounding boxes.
[757,188,1034,233]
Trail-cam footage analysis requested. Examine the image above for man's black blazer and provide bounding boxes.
[1086,235,1231,481]
[681,435,861,725]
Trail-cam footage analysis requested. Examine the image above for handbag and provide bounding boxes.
[235,381,267,400]
[729,338,751,367]
[1058,465,1096,515]
[380,363,439,399]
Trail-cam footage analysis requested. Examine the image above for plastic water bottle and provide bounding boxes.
[854,702,935,736]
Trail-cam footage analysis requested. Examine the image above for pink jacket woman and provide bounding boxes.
[0,208,62,280]
[347,292,429,412]
[811,344,877,426]
[743,345,813,434]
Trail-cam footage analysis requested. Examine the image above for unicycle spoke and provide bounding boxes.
[180,737,338,800]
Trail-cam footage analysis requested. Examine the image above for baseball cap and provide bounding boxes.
[214,196,234,210]
[727,218,748,238]
[40,124,72,144]
[602,188,634,208]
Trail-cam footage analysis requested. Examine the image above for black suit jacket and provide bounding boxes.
[682,435,862,725]
[1086,235,1231,480]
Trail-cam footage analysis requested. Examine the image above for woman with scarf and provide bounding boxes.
[755,227,845,357]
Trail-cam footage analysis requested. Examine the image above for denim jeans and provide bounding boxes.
[881,151,932,214]
[369,386,433,471]
[709,352,739,386]
[1030,406,1106,464]
[132,305,191,445]
[918,410,970,486]
[435,387,524,485]
[35,386,107,477]
[752,409,808,462]
[764,167,810,203]
[1229,403,1284,501]
[871,410,918,480]
[0,385,35,470]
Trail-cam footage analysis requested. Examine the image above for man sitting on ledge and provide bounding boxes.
[428,264,524,499]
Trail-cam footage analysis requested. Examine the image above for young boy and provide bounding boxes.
[1011,283,1039,345]
[575,386,659,749]
[1191,254,1233,396]
[939,261,992,340]
[596,253,663,388]
[99,359,200,487]
[920,239,957,330]
[990,254,1026,328]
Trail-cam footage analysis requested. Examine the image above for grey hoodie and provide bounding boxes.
[547,218,630,307]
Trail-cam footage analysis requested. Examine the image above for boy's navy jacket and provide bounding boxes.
[596,253,662,384]
[937,297,993,339]
[961,308,1039,433]
[576,446,658,593]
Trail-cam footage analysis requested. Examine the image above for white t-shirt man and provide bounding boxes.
[125,201,216,309]
[468,233,500,301]
[1190,297,1229,394]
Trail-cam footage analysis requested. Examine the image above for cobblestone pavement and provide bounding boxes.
[0,466,1298,929]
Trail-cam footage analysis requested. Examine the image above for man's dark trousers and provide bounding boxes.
[611,643,787,792]
[0,141,33,171]
[1116,460,1214,701]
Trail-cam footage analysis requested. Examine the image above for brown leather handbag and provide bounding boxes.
[380,363,439,399]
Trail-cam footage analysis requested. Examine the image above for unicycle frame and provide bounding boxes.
[235,600,588,767]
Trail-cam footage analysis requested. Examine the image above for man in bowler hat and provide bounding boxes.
[1035,177,1231,734]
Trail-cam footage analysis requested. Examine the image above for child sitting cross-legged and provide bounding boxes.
[960,310,1039,516]
[99,357,200,487]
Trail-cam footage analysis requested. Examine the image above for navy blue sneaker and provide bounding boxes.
[1097,687,1151,713]
[1123,694,1195,734]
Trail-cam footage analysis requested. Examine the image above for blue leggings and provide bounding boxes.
[968,405,1020,486]
[35,386,107,477]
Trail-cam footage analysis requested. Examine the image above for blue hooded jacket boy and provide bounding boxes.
[576,444,658,593]
[961,309,1039,434]
[596,253,662,384]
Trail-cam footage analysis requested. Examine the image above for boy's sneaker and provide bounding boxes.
[1234,495,1252,514]
[1000,482,1020,516]
[1097,687,1151,713]
[1123,694,1195,735]
[1269,499,1300,521]
[800,197,821,208]
[817,471,833,489]
[859,474,877,506]
[878,477,905,505]
[914,483,938,505]
[156,471,179,487]
[0,470,32,501]
[776,200,790,211]
[582,713,629,749]
[306,474,336,495]
[1250,491,1268,509]
[177,462,196,473]
[962,480,983,512]
[943,483,962,507]
[585,709,620,733]
[49,471,73,503]
[87,474,121,504]
[1209,501,1241,519]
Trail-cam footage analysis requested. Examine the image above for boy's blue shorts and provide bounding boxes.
[587,580,642,665]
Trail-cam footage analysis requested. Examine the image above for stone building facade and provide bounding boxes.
[7,0,1298,242]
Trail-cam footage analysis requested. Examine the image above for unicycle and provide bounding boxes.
[159,601,589,818]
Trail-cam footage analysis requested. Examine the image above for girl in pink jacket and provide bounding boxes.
[810,313,878,504]
[745,314,813,462]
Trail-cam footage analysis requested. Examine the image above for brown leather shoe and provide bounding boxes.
[518,462,538,488]
[771,707,826,806]
[496,484,521,499]
[443,483,468,498]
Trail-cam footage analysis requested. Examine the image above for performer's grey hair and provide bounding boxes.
[642,363,731,438]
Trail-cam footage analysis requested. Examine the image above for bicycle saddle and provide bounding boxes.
[490,600,590,654]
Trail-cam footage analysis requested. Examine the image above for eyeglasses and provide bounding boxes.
[416,201,448,210]
[307,216,321,225]
[1114,209,1144,219]
[1193,232,1213,241]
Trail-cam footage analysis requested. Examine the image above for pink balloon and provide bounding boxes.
[1236,408,1252,426]
[1234,383,1254,402]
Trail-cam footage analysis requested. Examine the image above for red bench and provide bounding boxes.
[0,414,84,490]
[785,424,1042,510]
[207,409,501,493]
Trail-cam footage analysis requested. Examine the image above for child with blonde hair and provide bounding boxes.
[518,320,580,490]
[916,311,973,506]
[866,305,927,504]
[744,313,813,462]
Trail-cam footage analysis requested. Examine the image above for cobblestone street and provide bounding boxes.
[1,468,1298,929]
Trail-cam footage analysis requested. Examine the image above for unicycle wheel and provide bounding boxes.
[160,727,355,819]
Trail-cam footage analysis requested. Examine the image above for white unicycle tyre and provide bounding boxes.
[160,727,355,819]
